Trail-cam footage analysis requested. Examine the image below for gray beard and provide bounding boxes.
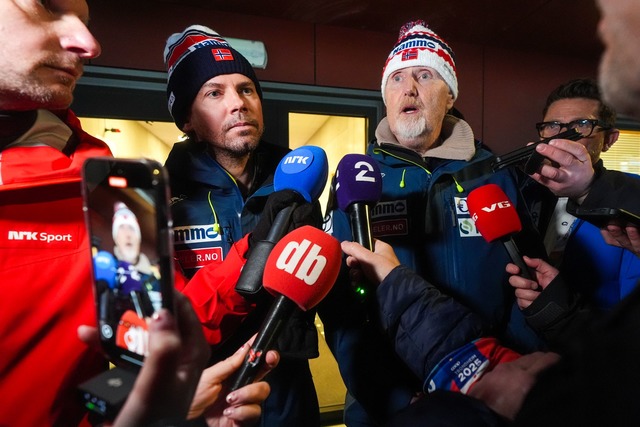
[395,115,427,140]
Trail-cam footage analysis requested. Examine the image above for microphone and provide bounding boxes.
[115,309,149,356]
[335,154,383,251]
[93,250,117,289]
[235,146,329,298]
[93,250,118,328]
[273,145,329,204]
[466,184,534,280]
[231,225,341,390]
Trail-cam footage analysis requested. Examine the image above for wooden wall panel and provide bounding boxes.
[448,41,485,142]
[483,47,598,154]
[315,25,395,90]
[85,1,600,153]
[88,1,316,85]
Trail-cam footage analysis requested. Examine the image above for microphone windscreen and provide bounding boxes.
[335,154,383,211]
[274,146,328,203]
[94,250,117,289]
[116,309,149,356]
[263,225,340,311]
[467,184,522,242]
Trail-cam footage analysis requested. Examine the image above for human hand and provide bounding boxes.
[506,257,559,309]
[78,291,211,427]
[188,336,279,426]
[601,224,640,257]
[468,351,561,421]
[529,138,594,201]
[341,239,401,284]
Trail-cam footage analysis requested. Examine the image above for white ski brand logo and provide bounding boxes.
[174,224,221,244]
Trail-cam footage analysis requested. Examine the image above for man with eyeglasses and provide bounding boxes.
[514,79,640,352]
[503,2,640,424]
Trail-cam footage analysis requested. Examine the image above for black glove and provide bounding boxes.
[248,189,323,249]
[238,190,323,300]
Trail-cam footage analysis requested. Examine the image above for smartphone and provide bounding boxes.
[571,206,640,229]
[81,157,175,370]
[492,128,582,173]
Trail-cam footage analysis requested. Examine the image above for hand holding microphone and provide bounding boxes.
[334,154,382,301]
[236,146,328,299]
[231,225,341,390]
[506,257,559,309]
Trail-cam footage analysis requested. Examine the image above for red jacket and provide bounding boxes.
[177,235,255,345]
[0,110,112,427]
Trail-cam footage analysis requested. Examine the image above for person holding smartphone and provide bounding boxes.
[522,87,640,257]
[78,291,279,427]
[506,2,640,423]
[516,79,640,328]
[0,2,275,426]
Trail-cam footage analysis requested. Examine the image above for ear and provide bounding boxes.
[445,93,455,112]
[602,128,620,152]
[182,114,193,133]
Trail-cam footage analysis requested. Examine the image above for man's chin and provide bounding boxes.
[228,136,261,156]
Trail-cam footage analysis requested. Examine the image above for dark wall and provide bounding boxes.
[86,0,598,154]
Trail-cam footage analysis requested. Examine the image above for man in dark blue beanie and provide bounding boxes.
[164,25,263,131]
[163,25,323,427]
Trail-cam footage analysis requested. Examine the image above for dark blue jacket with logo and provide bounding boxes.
[167,140,284,278]
[165,139,322,427]
[318,116,545,425]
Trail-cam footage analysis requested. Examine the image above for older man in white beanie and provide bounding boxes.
[318,20,546,426]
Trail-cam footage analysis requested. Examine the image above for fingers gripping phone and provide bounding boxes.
[81,157,175,370]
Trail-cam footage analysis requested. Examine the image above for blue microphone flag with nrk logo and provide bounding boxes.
[274,145,328,203]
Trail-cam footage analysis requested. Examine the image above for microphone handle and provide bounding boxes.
[235,203,299,298]
[266,203,298,242]
[231,294,297,390]
[347,203,378,314]
[503,238,535,281]
[348,203,374,251]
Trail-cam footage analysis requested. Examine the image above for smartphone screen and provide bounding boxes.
[82,157,174,369]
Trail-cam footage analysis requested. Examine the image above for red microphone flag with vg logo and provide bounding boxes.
[263,225,341,310]
[467,184,522,243]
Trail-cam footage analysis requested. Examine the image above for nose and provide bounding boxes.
[402,78,419,96]
[59,16,102,59]
[225,90,248,112]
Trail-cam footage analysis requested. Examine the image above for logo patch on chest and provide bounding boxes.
[371,200,408,237]
[173,224,222,244]
[176,247,224,270]
[455,197,482,238]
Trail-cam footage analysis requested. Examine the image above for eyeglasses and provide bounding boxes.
[535,119,610,138]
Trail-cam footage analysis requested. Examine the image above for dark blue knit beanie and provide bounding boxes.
[164,25,262,130]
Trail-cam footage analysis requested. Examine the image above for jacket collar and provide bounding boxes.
[374,114,476,161]
[1,109,72,152]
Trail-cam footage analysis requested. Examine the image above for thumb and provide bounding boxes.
[341,240,369,260]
